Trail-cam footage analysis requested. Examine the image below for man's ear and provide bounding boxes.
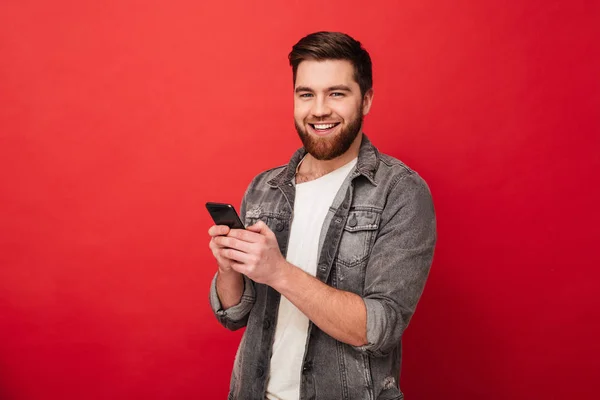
[362,89,374,116]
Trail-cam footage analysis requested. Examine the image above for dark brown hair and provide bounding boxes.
[288,31,373,96]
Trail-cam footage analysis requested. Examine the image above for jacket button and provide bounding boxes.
[263,319,271,330]
[257,367,265,377]
[348,216,357,227]
[275,222,284,232]
[302,361,312,372]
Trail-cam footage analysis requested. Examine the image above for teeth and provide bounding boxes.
[314,123,337,130]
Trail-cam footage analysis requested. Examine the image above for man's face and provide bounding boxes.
[294,59,373,160]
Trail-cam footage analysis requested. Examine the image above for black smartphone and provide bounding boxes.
[205,202,245,229]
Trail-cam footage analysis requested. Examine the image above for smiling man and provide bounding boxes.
[208,32,437,400]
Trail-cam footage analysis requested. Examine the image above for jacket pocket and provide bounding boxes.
[336,208,380,268]
[334,208,381,294]
[245,210,289,234]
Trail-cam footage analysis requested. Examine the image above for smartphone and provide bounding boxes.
[205,202,245,230]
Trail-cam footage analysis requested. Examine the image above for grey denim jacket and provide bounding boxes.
[209,135,437,400]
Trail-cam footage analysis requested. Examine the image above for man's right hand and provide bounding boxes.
[208,225,244,309]
[208,224,234,273]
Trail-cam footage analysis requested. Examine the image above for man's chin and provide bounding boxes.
[304,136,349,161]
[295,120,361,160]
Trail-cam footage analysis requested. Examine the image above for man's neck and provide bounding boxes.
[296,133,362,183]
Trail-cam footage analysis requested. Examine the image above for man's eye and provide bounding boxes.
[299,93,313,98]
[331,92,344,97]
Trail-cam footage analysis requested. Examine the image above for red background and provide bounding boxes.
[1,1,599,399]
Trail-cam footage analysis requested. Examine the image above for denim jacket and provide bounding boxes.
[209,135,437,400]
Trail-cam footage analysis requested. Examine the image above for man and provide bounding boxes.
[208,31,436,400]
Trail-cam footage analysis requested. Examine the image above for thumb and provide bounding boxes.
[246,220,271,235]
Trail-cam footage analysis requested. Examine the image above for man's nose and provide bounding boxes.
[311,97,331,118]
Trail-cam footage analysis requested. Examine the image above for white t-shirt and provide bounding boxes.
[266,158,358,400]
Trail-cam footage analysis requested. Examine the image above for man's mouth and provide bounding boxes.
[309,122,341,135]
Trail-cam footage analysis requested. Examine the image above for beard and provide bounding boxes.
[295,105,363,161]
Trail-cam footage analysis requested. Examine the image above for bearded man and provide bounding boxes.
[208,31,437,400]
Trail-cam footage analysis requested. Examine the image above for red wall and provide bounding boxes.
[1,1,598,399]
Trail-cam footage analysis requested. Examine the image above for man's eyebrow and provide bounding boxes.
[295,86,313,93]
[294,85,353,93]
[328,85,352,92]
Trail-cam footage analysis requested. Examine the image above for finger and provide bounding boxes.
[244,220,272,236]
[209,236,228,250]
[209,239,231,258]
[227,227,265,243]
[208,225,230,237]
[209,238,219,251]
[209,242,234,270]
[220,247,254,264]
[213,244,238,260]
[229,261,248,275]
[213,236,254,253]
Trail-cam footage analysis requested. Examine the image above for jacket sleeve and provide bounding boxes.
[353,172,437,357]
[208,184,257,331]
[209,273,256,331]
